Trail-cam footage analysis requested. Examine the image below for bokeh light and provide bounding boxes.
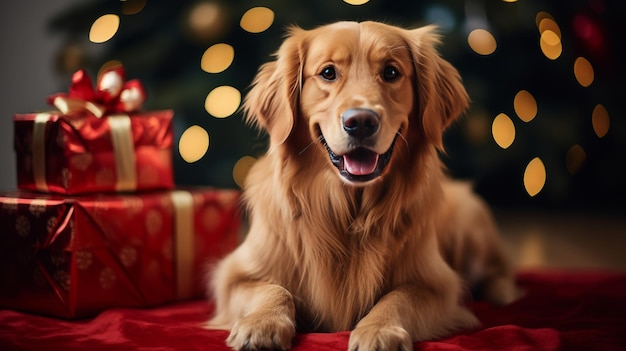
[343,0,370,5]
[467,29,497,55]
[98,60,123,79]
[492,113,516,149]
[573,13,605,53]
[179,125,209,163]
[514,90,537,122]
[592,104,610,138]
[121,0,147,15]
[240,7,274,33]
[539,30,562,60]
[566,144,586,174]
[537,13,562,60]
[541,29,560,47]
[205,86,241,118]
[464,109,490,145]
[537,14,561,39]
[89,14,120,43]
[232,156,257,188]
[524,157,546,197]
[56,43,85,74]
[188,1,228,41]
[201,43,235,73]
[574,57,594,87]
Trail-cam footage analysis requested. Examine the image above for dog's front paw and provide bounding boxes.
[348,324,412,351]
[226,313,295,351]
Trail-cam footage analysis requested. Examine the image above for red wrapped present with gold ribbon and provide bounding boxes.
[14,64,174,194]
[0,188,240,319]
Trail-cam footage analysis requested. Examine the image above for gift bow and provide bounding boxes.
[32,64,145,192]
[47,65,147,118]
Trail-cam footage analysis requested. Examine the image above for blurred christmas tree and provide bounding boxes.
[48,0,625,210]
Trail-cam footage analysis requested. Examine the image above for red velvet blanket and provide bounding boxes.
[1,270,625,351]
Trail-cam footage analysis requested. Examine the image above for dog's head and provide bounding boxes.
[243,21,468,186]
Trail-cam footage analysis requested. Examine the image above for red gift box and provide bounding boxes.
[14,65,174,194]
[14,110,174,194]
[0,189,240,319]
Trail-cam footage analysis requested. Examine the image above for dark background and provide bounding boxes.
[4,0,626,212]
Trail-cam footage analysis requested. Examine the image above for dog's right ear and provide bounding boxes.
[242,27,305,147]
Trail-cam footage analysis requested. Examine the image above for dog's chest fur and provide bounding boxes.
[287,186,414,332]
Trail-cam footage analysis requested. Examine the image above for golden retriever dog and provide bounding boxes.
[208,21,518,351]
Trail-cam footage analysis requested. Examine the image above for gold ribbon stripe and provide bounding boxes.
[33,114,51,192]
[107,114,137,192]
[171,191,195,300]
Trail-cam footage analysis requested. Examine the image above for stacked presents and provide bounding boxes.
[0,65,241,319]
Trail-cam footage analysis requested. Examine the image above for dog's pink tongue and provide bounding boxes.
[343,150,379,176]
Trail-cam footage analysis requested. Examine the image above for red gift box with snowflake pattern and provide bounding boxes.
[0,189,240,319]
[13,65,174,195]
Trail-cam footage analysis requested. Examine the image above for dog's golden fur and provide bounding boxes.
[208,21,518,351]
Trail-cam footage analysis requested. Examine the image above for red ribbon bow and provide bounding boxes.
[48,64,147,118]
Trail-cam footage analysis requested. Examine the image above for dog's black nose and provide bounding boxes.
[341,108,380,138]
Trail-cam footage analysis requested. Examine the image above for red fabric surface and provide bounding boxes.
[1,270,625,351]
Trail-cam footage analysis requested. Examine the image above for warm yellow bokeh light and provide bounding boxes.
[201,43,235,73]
[592,104,610,138]
[98,60,123,78]
[190,2,220,32]
[536,13,562,61]
[566,144,586,174]
[89,14,120,43]
[233,156,257,188]
[514,90,537,122]
[524,157,546,197]
[538,17,561,39]
[468,29,497,55]
[205,86,241,118]
[343,0,370,4]
[502,0,518,2]
[464,110,491,145]
[121,0,147,15]
[240,7,274,33]
[179,125,209,163]
[535,12,553,28]
[492,113,516,149]
[541,30,560,46]
[540,30,562,60]
[187,1,228,41]
[574,57,594,87]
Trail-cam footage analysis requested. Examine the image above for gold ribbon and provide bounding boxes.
[51,96,106,118]
[33,114,51,192]
[43,96,137,191]
[107,114,137,192]
[31,113,137,192]
[170,191,195,300]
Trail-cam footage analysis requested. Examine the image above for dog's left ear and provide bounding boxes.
[242,26,305,148]
[403,25,469,150]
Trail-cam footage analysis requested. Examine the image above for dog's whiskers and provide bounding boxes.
[298,141,317,155]
[396,130,409,150]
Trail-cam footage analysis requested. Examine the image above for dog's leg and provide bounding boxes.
[209,244,297,351]
[348,285,479,351]
[220,281,296,351]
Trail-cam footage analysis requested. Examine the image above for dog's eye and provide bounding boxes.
[320,66,337,81]
[382,65,400,82]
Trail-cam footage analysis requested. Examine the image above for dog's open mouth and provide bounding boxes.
[320,132,399,183]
